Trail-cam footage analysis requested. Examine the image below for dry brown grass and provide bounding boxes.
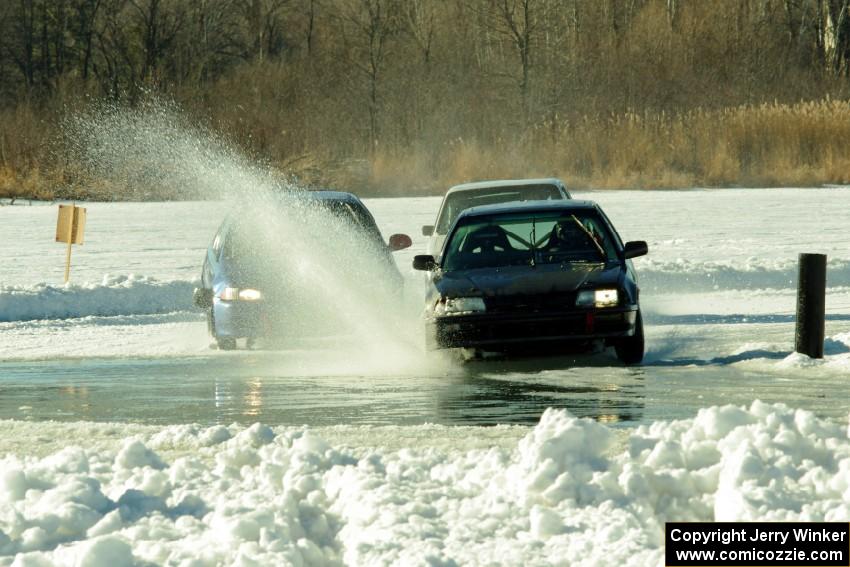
[4,98,850,199]
[385,98,850,192]
[322,99,850,195]
[0,166,55,202]
[0,103,58,201]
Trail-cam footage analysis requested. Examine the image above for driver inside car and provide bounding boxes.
[546,218,595,252]
[462,225,512,254]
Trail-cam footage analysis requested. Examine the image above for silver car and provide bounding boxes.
[422,178,571,258]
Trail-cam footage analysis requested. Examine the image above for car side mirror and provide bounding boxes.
[422,225,434,237]
[388,233,412,252]
[412,254,437,271]
[623,241,648,259]
[193,287,213,309]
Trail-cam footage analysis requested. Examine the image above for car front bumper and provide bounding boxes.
[426,307,638,350]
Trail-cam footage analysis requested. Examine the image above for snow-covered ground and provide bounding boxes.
[2,187,850,565]
[3,402,850,566]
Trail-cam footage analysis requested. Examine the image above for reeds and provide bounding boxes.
[314,99,850,194]
[3,98,850,199]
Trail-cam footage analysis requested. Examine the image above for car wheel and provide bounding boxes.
[615,310,644,365]
[208,307,237,350]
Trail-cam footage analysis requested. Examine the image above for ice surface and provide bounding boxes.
[1,403,850,565]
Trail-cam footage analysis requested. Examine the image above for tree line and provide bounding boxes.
[2,0,850,198]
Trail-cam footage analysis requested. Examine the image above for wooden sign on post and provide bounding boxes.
[55,204,86,283]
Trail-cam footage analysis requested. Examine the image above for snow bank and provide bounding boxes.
[637,258,850,292]
[0,276,196,322]
[3,403,850,566]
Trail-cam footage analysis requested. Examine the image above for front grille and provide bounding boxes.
[484,292,576,314]
[434,310,634,348]
[484,315,586,340]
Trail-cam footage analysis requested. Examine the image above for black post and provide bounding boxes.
[795,253,827,358]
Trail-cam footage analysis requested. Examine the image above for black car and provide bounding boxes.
[412,200,648,363]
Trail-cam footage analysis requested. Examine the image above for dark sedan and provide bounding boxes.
[412,200,648,363]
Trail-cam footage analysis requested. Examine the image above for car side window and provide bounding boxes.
[434,198,456,235]
[595,209,625,250]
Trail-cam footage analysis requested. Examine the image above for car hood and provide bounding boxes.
[435,262,622,297]
[214,263,278,290]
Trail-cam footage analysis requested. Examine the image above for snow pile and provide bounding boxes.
[773,333,850,372]
[778,352,850,371]
[3,402,850,565]
[0,275,196,322]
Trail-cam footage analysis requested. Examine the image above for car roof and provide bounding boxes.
[446,178,565,194]
[303,189,362,204]
[458,199,599,219]
[225,190,365,227]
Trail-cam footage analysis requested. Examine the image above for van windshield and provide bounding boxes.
[442,210,618,272]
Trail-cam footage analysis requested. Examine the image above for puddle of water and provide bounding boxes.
[1,351,847,427]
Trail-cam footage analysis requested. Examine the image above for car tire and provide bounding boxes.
[207,307,216,337]
[615,310,644,365]
[208,307,237,350]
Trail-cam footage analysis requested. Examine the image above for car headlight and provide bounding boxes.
[219,287,263,301]
[576,289,618,308]
[435,296,486,316]
[238,288,262,301]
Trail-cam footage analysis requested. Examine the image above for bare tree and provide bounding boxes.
[481,0,543,121]
[405,0,438,65]
[339,0,399,150]
[304,0,317,55]
[175,0,243,83]
[822,0,850,74]
[244,0,289,62]
[74,0,103,80]
[666,0,679,30]
[127,0,185,82]
[6,0,38,89]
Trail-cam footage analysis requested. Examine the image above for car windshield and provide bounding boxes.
[434,185,562,234]
[442,210,619,272]
[320,200,373,231]
[319,200,386,247]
